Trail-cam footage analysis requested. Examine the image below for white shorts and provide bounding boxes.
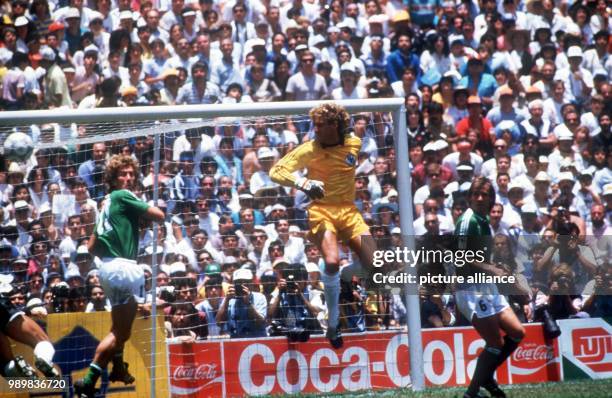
[99,258,145,306]
[455,283,509,321]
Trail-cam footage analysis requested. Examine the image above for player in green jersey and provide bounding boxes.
[455,177,525,398]
[75,155,165,398]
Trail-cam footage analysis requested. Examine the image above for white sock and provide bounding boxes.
[34,341,55,364]
[321,270,340,329]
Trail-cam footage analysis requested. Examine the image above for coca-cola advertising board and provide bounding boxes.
[169,323,561,397]
[559,318,612,380]
[169,341,225,397]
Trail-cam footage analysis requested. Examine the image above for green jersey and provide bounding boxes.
[93,189,149,260]
[455,208,493,269]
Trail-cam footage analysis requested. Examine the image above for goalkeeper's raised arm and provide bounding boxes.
[269,104,361,204]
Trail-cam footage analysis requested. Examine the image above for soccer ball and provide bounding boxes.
[3,132,34,162]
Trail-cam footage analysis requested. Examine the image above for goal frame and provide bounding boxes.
[0,98,424,393]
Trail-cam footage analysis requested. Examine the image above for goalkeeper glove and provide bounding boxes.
[295,177,325,200]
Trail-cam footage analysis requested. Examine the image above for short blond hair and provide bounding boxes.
[309,103,351,138]
[105,154,139,192]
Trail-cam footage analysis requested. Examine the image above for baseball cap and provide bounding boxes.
[121,86,137,97]
[144,245,163,255]
[271,203,287,212]
[340,63,357,73]
[337,19,356,31]
[368,15,385,24]
[223,256,238,266]
[521,203,537,214]
[257,147,274,159]
[40,46,55,61]
[168,261,186,275]
[75,245,91,257]
[205,263,221,275]
[14,16,28,27]
[14,200,29,210]
[48,21,65,32]
[423,142,437,152]
[65,268,84,282]
[295,44,309,52]
[182,8,196,17]
[567,46,583,58]
[38,203,52,214]
[327,26,340,34]
[557,128,574,141]
[311,34,326,46]
[558,172,574,182]
[456,162,474,171]
[272,258,289,269]
[391,227,401,234]
[305,262,320,273]
[119,10,134,20]
[499,86,514,97]
[89,11,104,22]
[467,95,481,105]
[12,257,27,266]
[534,171,550,182]
[393,10,410,23]
[233,268,253,281]
[65,7,80,20]
[507,181,525,192]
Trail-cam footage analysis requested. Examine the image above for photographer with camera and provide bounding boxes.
[268,262,321,342]
[216,268,267,338]
[195,274,226,337]
[544,263,588,321]
[581,261,612,318]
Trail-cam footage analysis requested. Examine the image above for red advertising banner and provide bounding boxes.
[169,324,561,397]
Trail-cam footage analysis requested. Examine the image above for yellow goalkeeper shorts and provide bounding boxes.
[308,203,370,244]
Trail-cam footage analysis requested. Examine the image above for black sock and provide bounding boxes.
[466,346,501,396]
[498,335,521,366]
[486,335,522,386]
[112,351,125,370]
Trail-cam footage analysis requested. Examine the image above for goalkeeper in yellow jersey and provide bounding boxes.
[269,103,376,348]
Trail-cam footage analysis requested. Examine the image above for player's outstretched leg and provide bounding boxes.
[108,347,135,385]
[77,298,138,395]
[5,314,59,378]
[464,314,506,398]
[482,308,525,398]
[319,231,343,349]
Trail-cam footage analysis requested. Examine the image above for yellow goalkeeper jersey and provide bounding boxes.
[269,134,362,206]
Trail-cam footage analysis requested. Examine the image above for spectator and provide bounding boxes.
[268,262,321,341]
[216,268,267,338]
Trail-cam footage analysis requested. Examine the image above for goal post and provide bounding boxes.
[0,98,424,393]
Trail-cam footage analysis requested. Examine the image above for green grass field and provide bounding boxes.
[284,379,612,398]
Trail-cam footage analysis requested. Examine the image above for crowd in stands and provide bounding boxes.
[0,0,611,341]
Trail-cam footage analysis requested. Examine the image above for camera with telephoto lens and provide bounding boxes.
[535,305,561,339]
[157,285,176,302]
[234,283,245,297]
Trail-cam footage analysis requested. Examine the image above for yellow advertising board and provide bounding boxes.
[0,312,169,397]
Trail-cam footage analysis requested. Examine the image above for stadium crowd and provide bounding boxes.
[0,0,611,341]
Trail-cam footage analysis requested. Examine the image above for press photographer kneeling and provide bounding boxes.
[268,262,322,342]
